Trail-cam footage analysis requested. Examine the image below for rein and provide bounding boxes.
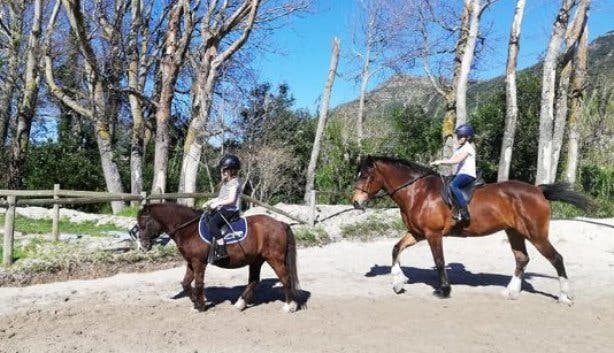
[355,174,431,201]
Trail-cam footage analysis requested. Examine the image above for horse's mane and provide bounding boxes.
[139,202,203,217]
[360,155,438,176]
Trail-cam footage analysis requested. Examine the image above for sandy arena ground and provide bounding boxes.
[1,214,613,353]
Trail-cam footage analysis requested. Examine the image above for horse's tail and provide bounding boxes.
[539,183,593,211]
[284,223,301,299]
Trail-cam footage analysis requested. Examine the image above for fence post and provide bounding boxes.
[309,190,316,227]
[3,195,16,266]
[52,184,60,241]
[140,191,148,206]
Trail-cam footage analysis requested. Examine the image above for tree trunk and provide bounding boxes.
[565,22,589,184]
[178,0,261,204]
[357,44,370,147]
[0,4,24,146]
[127,0,145,206]
[179,46,218,204]
[8,0,43,190]
[535,0,574,185]
[497,0,526,182]
[150,2,186,195]
[455,0,480,126]
[55,0,125,213]
[550,0,590,180]
[304,37,340,203]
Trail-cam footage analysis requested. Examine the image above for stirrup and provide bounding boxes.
[207,240,229,264]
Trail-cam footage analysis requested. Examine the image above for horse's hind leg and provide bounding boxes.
[502,230,530,300]
[235,259,264,311]
[267,258,297,313]
[531,237,573,305]
[391,232,420,294]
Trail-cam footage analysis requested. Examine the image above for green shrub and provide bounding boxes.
[580,165,614,199]
[341,214,404,241]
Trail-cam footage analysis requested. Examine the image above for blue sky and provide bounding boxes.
[254,0,614,113]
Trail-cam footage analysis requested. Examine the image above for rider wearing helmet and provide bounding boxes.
[430,123,477,222]
[202,154,243,260]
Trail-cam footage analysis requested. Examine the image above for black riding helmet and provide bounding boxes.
[218,154,241,171]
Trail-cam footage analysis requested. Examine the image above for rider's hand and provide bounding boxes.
[202,199,212,209]
[430,160,440,166]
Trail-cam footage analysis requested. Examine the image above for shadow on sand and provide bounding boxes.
[170,278,311,310]
[364,262,558,300]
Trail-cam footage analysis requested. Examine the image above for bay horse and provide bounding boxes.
[134,203,300,312]
[351,155,592,304]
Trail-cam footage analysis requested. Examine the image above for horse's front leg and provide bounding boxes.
[391,231,419,294]
[191,259,207,311]
[426,234,451,298]
[178,263,194,299]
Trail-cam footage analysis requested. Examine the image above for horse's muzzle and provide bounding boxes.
[353,200,366,210]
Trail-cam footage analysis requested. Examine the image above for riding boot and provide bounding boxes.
[208,227,229,263]
[452,207,462,221]
[214,237,228,261]
[459,206,471,223]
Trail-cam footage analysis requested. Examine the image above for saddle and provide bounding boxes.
[198,211,248,265]
[440,173,485,210]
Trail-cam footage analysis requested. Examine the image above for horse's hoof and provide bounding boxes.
[194,302,207,312]
[234,298,247,311]
[392,282,405,294]
[502,288,520,300]
[282,302,298,313]
[558,294,574,306]
[433,286,451,298]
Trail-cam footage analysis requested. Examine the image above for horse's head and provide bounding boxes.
[134,205,164,251]
[352,155,385,210]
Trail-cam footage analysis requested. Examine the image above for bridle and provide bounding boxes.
[129,214,201,242]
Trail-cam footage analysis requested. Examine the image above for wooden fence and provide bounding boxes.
[0,184,318,266]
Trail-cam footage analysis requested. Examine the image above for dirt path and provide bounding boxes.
[1,219,614,353]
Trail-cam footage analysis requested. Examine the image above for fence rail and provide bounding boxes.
[0,185,322,266]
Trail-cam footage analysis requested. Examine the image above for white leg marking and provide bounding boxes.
[234,297,247,311]
[282,301,298,313]
[391,263,408,294]
[502,274,522,300]
[558,276,574,306]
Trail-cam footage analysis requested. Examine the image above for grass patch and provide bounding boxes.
[341,214,405,241]
[551,196,614,219]
[116,206,140,218]
[294,226,330,247]
[1,235,179,274]
[0,214,124,237]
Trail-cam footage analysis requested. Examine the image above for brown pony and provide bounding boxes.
[351,156,592,304]
[134,203,300,312]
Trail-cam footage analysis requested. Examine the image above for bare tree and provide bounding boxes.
[178,0,311,204]
[564,19,589,184]
[550,0,589,181]
[304,37,340,203]
[418,0,495,172]
[535,0,574,185]
[150,0,198,195]
[8,0,44,189]
[44,0,127,213]
[497,0,525,182]
[0,1,25,147]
